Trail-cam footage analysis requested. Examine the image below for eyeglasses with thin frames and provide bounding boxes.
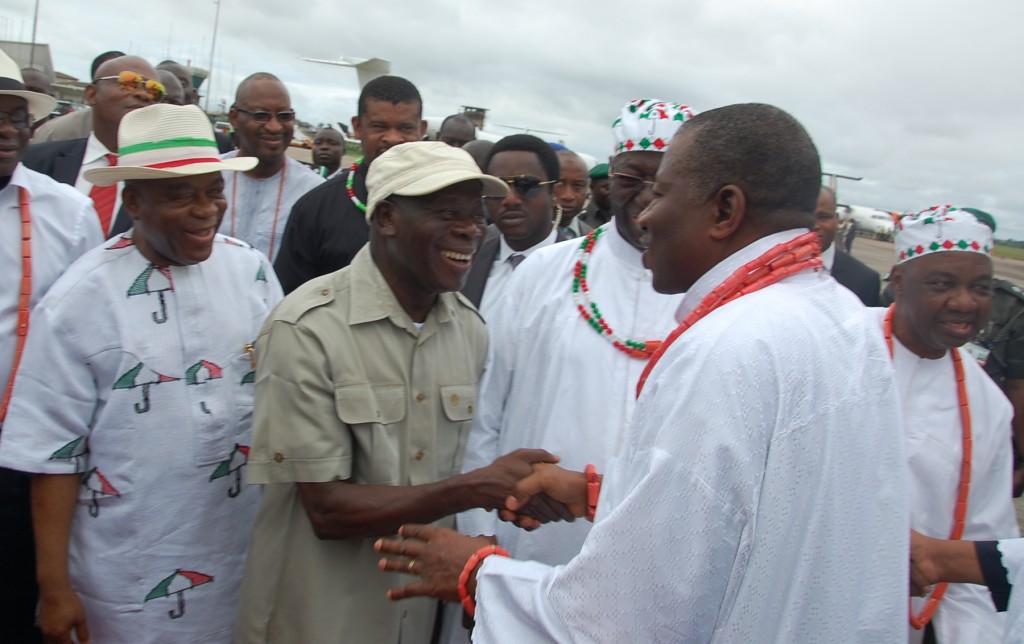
[0,109,30,129]
[610,171,656,192]
[233,107,297,124]
[93,71,166,102]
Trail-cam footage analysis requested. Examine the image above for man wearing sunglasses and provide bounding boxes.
[461,134,572,314]
[218,73,324,262]
[380,103,908,644]
[31,50,125,144]
[23,55,163,238]
[273,75,427,294]
[442,99,691,644]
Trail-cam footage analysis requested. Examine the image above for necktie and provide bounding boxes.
[88,153,117,235]
[508,253,525,270]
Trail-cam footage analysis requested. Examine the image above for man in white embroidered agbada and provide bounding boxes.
[376,103,910,642]
[442,97,692,644]
[218,73,323,261]
[886,206,1019,643]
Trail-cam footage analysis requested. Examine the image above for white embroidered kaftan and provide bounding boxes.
[0,233,282,643]
[458,222,682,564]
[1,163,102,403]
[471,230,910,643]
[881,308,1020,644]
[218,152,324,262]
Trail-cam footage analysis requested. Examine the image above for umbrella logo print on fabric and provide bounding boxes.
[186,360,223,415]
[127,265,174,324]
[113,363,180,414]
[210,444,250,497]
[50,437,88,472]
[81,468,120,517]
[145,569,214,619]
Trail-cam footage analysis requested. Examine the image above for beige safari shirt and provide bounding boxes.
[234,246,487,644]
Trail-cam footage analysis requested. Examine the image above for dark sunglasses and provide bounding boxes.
[490,175,556,200]
[610,171,656,192]
[93,71,166,102]
[233,107,296,124]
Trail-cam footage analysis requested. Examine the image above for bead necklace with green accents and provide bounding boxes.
[572,227,661,359]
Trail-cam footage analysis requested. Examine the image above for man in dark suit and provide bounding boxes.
[814,186,880,306]
[462,134,571,313]
[22,55,162,238]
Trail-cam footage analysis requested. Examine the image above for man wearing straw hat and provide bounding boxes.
[0,48,102,644]
[0,103,282,643]
[884,206,1018,643]
[235,141,559,643]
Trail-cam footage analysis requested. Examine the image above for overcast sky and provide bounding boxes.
[4,0,1023,237]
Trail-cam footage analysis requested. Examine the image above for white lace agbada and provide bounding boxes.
[881,308,1019,644]
[472,230,910,643]
[458,222,682,564]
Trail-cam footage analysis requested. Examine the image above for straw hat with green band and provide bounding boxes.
[85,103,256,186]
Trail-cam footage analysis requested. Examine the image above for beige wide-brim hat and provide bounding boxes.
[365,141,509,222]
[0,50,57,122]
[85,103,256,186]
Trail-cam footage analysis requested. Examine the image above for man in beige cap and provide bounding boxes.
[234,141,560,643]
[0,103,282,643]
[0,48,102,644]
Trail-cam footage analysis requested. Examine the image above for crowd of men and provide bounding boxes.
[2,46,1024,644]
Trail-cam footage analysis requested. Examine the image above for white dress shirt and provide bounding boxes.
[478,226,558,318]
[0,163,102,417]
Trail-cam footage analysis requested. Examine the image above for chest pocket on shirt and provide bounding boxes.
[335,383,407,484]
[439,384,476,477]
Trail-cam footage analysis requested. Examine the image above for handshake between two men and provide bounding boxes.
[374,454,594,606]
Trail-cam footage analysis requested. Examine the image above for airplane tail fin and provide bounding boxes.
[353,58,392,88]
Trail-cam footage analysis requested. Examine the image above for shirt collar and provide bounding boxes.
[821,242,836,272]
[348,246,456,333]
[5,163,33,197]
[83,132,113,165]
[496,225,558,262]
[675,228,808,322]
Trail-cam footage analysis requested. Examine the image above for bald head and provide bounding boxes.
[157,70,185,106]
[234,72,285,105]
[438,114,476,148]
[87,55,162,151]
[462,139,494,171]
[230,73,293,177]
[157,61,195,105]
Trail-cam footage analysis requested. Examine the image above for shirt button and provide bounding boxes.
[449,393,460,406]
[414,450,425,461]
[273,452,284,463]
[320,288,329,296]
[415,393,425,402]
[467,404,473,414]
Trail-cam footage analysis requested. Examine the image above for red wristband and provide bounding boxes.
[585,463,600,522]
[458,544,510,618]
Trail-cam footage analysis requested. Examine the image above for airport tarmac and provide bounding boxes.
[849,237,1024,286]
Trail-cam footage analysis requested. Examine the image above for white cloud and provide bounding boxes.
[6,0,1022,235]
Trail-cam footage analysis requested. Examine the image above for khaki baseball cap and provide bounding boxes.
[365,141,508,222]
